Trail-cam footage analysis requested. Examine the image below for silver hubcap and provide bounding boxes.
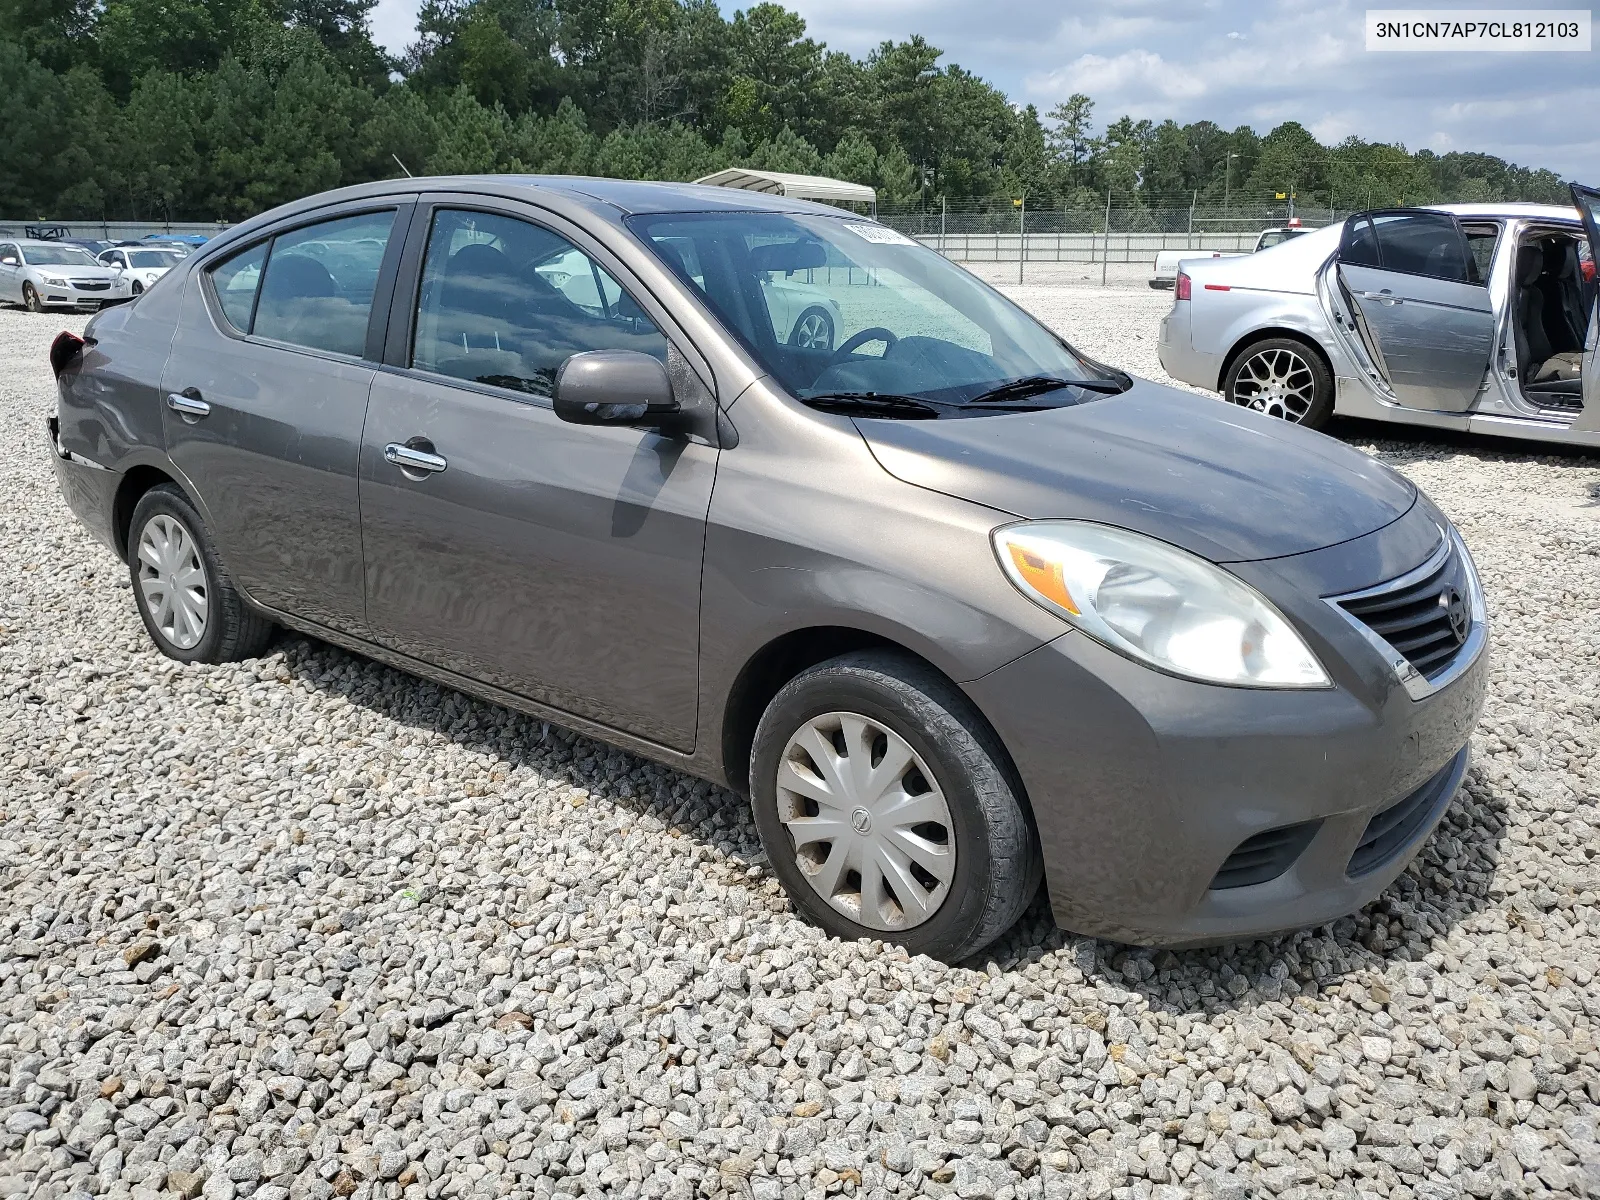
[137,514,208,649]
[775,711,955,931]
[1233,347,1315,421]
[793,312,832,350]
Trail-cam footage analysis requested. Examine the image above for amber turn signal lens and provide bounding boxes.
[1006,543,1079,615]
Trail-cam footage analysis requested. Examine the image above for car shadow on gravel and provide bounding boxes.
[1330,416,1600,466]
[274,630,1509,1014]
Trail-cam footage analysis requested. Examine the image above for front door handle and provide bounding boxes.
[166,390,210,420]
[1359,290,1403,305]
[384,441,448,475]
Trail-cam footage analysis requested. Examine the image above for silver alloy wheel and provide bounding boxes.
[792,310,833,350]
[775,711,955,930]
[1231,346,1316,422]
[137,514,209,650]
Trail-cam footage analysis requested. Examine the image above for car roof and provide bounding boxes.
[1422,202,1580,222]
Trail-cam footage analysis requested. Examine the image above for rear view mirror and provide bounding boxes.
[553,350,679,426]
[749,240,827,274]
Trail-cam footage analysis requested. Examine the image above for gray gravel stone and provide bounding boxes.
[2,292,1598,1199]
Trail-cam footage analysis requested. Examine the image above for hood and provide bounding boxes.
[34,264,123,280]
[857,379,1416,563]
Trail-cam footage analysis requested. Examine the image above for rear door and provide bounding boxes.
[1573,185,1600,414]
[0,244,20,302]
[1336,209,1494,411]
[160,200,414,634]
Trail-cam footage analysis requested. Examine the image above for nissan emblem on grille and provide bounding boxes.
[1439,587,1469,644]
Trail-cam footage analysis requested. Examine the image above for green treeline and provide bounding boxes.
[0,0,1574,221]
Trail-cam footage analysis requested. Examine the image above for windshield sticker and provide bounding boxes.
[844,223,917,246]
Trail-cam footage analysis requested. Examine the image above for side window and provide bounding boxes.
[412,209,667,399]
[1463,226,1499,282]
[1340,217,1380,268]
[1370,213,1474,283]
[253,210,396,356]
[0,243,16,263]
[208,241,268,334]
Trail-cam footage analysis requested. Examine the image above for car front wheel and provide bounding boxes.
[1223,336,1333,428]
[789,307,834,351]
[749,650,1041,961]
[22,283,42,312]
[128,484,275,663]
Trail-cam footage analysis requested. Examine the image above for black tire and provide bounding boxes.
[1222,335,1333,429]
[750,650,1041,962]
[788,306,834,351]
[131,279,144,295]
[22,283,42,313]
[127,484,275,664]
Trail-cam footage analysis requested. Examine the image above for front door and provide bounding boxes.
[1336,209,1495,411]
[160,204,411,633]
[1573,185,1600,414]
[0,244,20,302]
[359,203,717,751]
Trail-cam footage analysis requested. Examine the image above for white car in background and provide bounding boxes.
[97,246,187,295]
[0,239,132,311]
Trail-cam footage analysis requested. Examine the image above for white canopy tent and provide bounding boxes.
[692,169,876,213]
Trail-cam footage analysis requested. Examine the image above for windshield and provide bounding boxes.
[22,245,99,267]
[626,211,1103,408]
[128,250,182,268]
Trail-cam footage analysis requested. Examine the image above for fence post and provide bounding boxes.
[1101,192,1112,287]
[1018,196,1025,285]
[1188,190,1195,239]
[940,196,946,257]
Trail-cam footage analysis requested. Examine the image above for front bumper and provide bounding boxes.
[36,282,123,309]
[964,527,1489,947]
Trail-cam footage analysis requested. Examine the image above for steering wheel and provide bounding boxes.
[830,327,899,364]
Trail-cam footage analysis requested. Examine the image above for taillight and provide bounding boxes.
[50,331,84,379]
[1174,272,1191,301]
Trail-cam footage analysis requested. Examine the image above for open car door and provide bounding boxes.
[1573,185,1600,415]
[1335,209,1494,411]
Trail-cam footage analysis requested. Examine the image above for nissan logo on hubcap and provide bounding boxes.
[851,807,873,835]
[1439,587,1469,643]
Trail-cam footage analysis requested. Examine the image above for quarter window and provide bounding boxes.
[252,211,396,355]
[411,208,667,399]
[209,241,268,334]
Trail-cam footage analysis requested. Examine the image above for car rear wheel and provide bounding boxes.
[789,307,834,351]
[22,283,42,313]
[128,484,275,663]
[1223,337,1332,429]
[749,650,1041,962]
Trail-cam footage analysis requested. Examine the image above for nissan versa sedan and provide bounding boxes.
[1159,189,1600,448]
[47,177,1489,960]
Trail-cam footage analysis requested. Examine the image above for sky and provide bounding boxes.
[366,0,1600,182]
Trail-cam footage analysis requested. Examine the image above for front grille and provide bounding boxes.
[1336,540,1471,679]
[1211,820,1322,890]
[69,280,110,291]
[1347,748,1466,876]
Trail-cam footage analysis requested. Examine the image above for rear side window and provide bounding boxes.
[1371,212,1475,283]
[210,242,267,332]
[253,211,396,355]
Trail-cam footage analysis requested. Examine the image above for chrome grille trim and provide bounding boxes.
[1323,526,1487,701]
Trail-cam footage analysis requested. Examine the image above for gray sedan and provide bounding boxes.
[1159,187,1600,448]
[47,176,1487,958]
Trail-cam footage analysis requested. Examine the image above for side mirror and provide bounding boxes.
[553,350,679,427]
[0,257,17,267]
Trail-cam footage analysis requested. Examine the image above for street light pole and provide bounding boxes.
[1224,152,1238,215]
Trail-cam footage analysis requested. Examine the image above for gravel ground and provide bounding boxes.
[3,288,1599,1200]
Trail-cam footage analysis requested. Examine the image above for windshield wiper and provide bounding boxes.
[800,392,941,419]
[966,375,1129,405]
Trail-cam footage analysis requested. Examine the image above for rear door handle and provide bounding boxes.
[166,390,210,419]
[384,442,448,474]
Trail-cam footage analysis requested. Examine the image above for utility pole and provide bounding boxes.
[1188,190,1196,238]
[939,196,946,257]
[1224,153,1238,215]
[1101,190,1112,287]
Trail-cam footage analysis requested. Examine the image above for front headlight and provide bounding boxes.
[994,520,1330,688]
[43,276,68,288]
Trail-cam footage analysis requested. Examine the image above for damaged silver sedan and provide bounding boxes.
[1159,186,1600,447]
